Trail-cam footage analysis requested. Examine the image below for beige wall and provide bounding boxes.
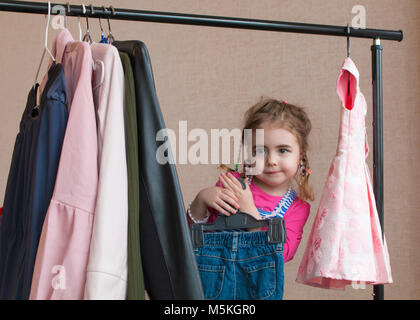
[0,0,418,299]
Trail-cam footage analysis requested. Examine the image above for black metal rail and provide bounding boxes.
[0,1,403,41]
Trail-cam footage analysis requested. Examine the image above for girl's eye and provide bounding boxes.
[254,148,290,155]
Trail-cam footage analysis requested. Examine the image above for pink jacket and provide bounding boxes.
[84,43,128,300]
[30,29,98,299]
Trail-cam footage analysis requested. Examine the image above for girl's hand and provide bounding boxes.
[198,186,240,217]
[219,172,261,220]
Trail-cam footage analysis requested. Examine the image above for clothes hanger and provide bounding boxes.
[106,6,116,44]
[190,212,286,249]
[34,1,56,88]
[33,1,56,115]
[82,4,93,44]
[189,176,286,248]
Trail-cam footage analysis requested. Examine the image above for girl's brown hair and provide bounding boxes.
[218,97,314,202]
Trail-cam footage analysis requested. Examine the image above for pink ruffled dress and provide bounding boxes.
[296,58,392,289]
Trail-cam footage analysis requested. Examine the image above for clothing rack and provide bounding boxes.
[0,0,404,300]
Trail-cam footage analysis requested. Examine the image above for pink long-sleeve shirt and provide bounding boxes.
[207,171,311,263]
[30,29,98,300]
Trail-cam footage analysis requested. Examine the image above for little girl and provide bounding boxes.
[187,97,314,299]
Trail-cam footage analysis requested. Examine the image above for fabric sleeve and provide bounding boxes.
[283,199,311,263]
[30,42,98,300]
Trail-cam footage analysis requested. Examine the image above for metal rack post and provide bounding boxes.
[371,38,384,300]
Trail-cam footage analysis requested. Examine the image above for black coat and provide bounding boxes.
[113,40,204,300]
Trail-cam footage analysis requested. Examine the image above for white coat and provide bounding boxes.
[84,43,128,299]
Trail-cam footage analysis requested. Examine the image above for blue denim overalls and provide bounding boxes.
[194,187,297,300]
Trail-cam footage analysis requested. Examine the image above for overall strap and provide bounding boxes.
[258,188,297,219]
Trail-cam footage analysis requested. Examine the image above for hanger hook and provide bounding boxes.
[107,5,115,33]
[107,13,112,34]
[99,16,104,33]
[98,6,107,43]
[82,3,86,26]
[34,1,56,89]
[106,6,116,44]
[82,4,93,44]
[45,1,55,62]
[346,23,350,58]
[65,2,70,28]
[84,4,89,31]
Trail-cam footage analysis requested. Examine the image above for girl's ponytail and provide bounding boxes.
[296,154,314,202]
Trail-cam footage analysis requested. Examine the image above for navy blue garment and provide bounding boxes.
[195,231,284,300]
[0,62,68,300]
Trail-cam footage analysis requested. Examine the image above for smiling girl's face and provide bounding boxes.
[249,123,301,196]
